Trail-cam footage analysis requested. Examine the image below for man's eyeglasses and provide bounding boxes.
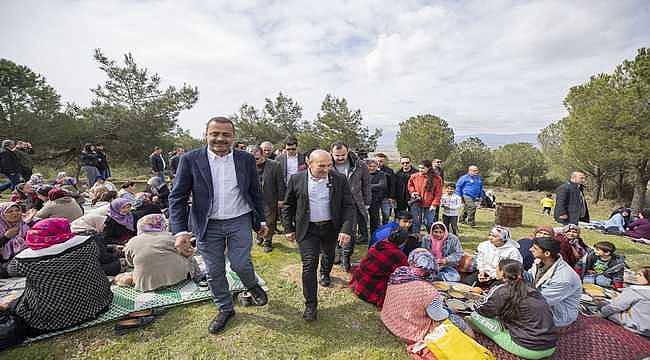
[285,147,297,151]
[401,162,410,165]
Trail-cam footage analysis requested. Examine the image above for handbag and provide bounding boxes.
[0,310,26,350]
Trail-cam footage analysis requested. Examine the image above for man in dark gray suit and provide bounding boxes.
[554,171,590,225]
[276,136,306,184]
[169,117,269,335]
[247,145,285,253]
[282,150,355,321]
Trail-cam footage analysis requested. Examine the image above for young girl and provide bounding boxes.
[599,266,650,337]
[469,259,558,359]
[540,193,554,216]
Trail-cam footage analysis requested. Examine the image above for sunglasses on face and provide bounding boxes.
[401,162,410,165]
[286,147,297,151]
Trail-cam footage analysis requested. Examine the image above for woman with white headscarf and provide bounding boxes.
[463,226,522,286]
[124,214,196,291]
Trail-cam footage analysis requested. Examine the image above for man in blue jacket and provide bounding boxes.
[169,117,269,335]
[455,165,484,227]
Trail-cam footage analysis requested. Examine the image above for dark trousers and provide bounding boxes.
[298,222,337,306]
[368,202,382,238]
[434,205,440,222]
[442,214,458,235]
[338,207,366,258]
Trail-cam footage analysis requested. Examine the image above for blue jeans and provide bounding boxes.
[583,274,612,287]
[381,199,393,224]
[0,173,22,192]
[411,206,435,234]
[437,266,461,282]
[197,213,259,312]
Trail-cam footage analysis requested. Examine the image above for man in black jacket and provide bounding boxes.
[169,147,185,179]
[554,171,590,225]
[367,159,388,237]
[248,145,285,252]
[282,149,355,321]
[395,156,417,213]
[0,140,23,191]
[149,146,166,183]
[95,143,110,180]
[375,153,395,224]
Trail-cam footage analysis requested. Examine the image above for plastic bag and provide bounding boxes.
[425,319,495,360]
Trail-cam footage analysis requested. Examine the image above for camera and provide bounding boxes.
[408,193,422,207]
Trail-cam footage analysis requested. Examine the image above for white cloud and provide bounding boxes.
[1,0,648,146]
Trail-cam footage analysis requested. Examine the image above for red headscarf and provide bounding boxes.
[48,188,68,201]
[26,218,75,250]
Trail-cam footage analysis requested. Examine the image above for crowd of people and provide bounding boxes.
[1,119,649,357]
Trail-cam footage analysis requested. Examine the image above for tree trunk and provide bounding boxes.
[631,159,650,211]
[616,166,625,202]
[592,167,603,204]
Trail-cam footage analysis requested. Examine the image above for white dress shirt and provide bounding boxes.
[207,148,252,220]
[286,155,299,183]
[307,171,331,222]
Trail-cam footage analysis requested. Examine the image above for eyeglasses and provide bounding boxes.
[401,162,410,165]
[285,147,297,151]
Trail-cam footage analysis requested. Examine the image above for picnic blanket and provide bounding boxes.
[0,261,266,343]
[408,315,650,360]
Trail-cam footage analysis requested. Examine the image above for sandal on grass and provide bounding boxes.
[126,307,167,318]
[114,315,156,336]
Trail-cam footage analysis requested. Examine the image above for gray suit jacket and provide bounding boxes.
[277,152,306,184]
[258,159,286,209]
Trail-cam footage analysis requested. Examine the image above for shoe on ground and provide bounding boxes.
[256,237,264,246]
[248,285,268,306]
[263,245,273,253]
[303,305,317,322]
[319,274,332,287]
[208,310,235,334]
[114,315,156,336]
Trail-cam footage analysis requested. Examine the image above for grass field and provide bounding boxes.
[3,188,649,359]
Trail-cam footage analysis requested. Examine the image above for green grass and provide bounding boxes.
[3,189,649,359]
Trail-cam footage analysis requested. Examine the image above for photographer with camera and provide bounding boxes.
[406,160,442,234]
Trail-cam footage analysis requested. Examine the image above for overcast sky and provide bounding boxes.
[2,0,649,143]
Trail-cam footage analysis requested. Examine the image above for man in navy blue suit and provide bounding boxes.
[169,116,269,334]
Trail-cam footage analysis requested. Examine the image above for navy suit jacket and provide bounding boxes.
[168,146,266,242]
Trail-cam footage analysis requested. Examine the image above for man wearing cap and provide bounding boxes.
[528,237,582,327]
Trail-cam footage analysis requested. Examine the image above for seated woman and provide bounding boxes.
[350,230,409,308]
[0,202,30,277]
[118,181,137,203]
[33,185,52,211]
[12,218,113,335]
[10,182,38,211]
[555,224,589,269]
[71,211,107,235]
[625,208,650,240]
[88,190,117,215]
[463,226,522,286]
[132,192,162,222]
[517,225,555,271]
[27,173,45,187]
[381,248,471,344]
[124,214,196,292]
[599,266,650,337]
[468,259,557,359]
[146,177,170,209]
[35,188,83,222]
[421,222,463,281]
[575,241,625,289]
[102,198,136,245]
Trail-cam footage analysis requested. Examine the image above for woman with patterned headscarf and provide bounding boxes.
[12,218,112,336]
[124,214,196,291]
[464,226,523,286]
[381,248,471,344]
[101,198,136,245]
[0,202,30,277]
[556,224,589,269]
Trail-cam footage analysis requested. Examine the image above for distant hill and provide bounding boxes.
[377,129,538,151]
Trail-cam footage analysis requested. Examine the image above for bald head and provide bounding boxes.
[308,149,333,178]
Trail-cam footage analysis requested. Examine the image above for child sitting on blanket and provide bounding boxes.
[599,266,650,337]
[468,259,558,359]
[576,241,626,289]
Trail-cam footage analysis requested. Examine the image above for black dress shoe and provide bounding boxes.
[208,310,235,334]
[319,274,331,287]
[263,245,273,253]
[303,305,317,322]
[248,285,268,306]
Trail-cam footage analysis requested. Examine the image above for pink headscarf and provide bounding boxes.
[0,202,29,260]
[26,218,75,250]
[428,222,449,260]
[108,198,135,231]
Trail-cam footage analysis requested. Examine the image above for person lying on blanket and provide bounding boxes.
[598,266,650,337]
[468,259,558,360]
